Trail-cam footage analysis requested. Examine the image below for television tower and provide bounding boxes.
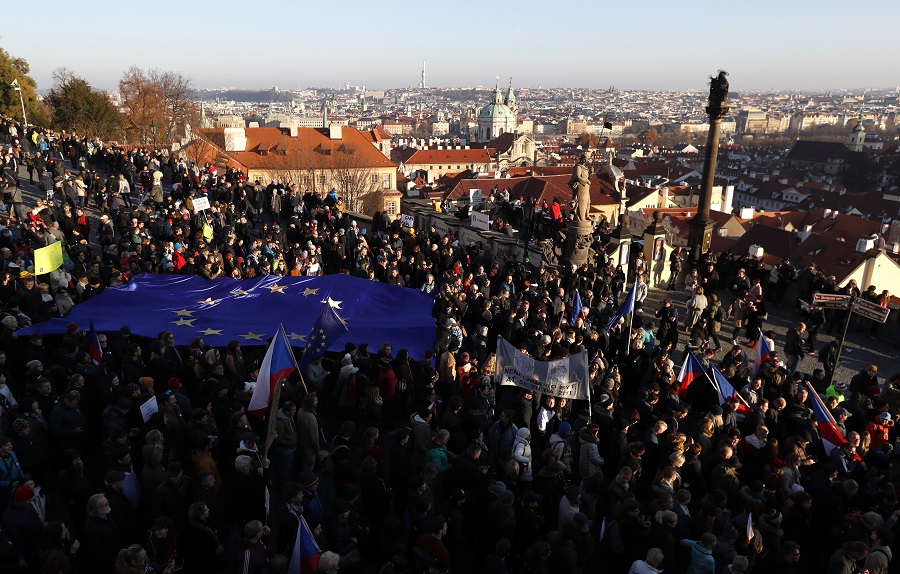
[420,59,427,90]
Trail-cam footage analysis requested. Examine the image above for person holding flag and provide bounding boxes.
[677,351,707,398]
[287,513,322,574]
[570,290,583,327]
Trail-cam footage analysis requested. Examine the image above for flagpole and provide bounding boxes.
[263,326,290,460]
[283,323,309,396]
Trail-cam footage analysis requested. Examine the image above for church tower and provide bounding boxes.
[505,77,518,118]
[847,114,865,152]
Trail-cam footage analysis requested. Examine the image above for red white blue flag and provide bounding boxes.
[806,381,858,460]
[288,515,321,574]
[88,320,102,365]
[712,365,752,415]
[248,327,296,416]
[677,351,706,397]
[753,332,772,375]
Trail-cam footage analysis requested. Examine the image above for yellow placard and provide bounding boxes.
[34,241,64,275]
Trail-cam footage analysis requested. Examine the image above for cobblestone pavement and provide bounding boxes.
[642,284,900,385]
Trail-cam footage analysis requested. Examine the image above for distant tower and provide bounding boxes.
[322,97,329,128]
[505,77,518,118]
[421,59,427,89]
[847,114,865,152]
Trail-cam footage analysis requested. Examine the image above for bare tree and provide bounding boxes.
[118,66,167,146]
[149,69,199,143]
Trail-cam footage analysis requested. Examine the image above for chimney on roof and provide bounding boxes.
[823,208,832,218]
[856,235,876,253]
[223,127,247,152]
[723,185,735,214]
[329,124,342,140]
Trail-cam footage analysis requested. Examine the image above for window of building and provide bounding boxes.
[383,173,391,188]
[371,174,378,184]
[387,201,396,215]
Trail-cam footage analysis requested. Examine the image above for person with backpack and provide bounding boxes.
[549,422,574,478]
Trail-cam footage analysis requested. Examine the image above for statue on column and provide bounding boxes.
[708,70,729,108]
[569,151,592,221]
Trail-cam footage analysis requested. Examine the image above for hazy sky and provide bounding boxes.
[4,0,899,93]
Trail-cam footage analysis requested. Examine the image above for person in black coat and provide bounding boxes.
[184,502,224,574]
[0,485,43,568]
[81,493,122,574]
[228,454,269,529]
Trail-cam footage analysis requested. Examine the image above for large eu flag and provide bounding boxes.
[22,274,436,359]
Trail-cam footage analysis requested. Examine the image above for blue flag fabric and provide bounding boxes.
[606,281,637,330]
[570,290,583,327]
[22,274,436,359]
[297,302,350,373]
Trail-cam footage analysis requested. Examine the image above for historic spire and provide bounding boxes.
[493,75,504,105]
[505,77,517,117]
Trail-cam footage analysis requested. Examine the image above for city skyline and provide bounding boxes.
[4,0,900,93]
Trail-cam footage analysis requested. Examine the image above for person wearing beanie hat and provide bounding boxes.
[2,482,42,564]
[549,421,574,476]
[0,436,23,508]
[850,365,879,398]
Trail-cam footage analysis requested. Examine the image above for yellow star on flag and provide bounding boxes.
[241,332,265,341]
[198,297,220,306]
[267,284,286,294]
[302,287,319,296]
[231,289,250,297]
[289,332,306,341]
[199,328,223,336]
[172,318,196,327]
[172,309,194,317]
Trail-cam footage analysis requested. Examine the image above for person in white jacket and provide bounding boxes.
[628,548,665,574]
[513,427,533,484]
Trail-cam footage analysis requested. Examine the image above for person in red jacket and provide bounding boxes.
[865,412,893,450]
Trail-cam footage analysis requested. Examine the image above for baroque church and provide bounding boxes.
[477,78,517,142]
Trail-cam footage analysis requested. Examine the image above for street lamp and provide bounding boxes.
[10,78,27,127]
[149,120,157,151]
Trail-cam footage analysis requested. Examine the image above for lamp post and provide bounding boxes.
[10,78,27,127]
[149,120,157,151]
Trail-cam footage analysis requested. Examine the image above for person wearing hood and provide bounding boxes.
[865,527,893,574]
[272,401,298,490]
[334,354,360,422]
[411,408,434,470]
[680,532,716,574]
[296,393,320,473]
[426,429,455,486]
[549,422,574,477]
[513,427,533,485]
[578,424,605,480]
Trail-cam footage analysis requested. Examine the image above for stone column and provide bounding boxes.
[689,70,730,251]
[607,213,632,288]
[643,210,668,290]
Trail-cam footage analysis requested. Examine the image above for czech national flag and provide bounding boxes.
[248,327,296,416]
[288,515,321,574]
[88,320,102,365]
[753,332,772,375]
[747,513,754,543]
[677,351,706,397]
[806,381,859,460]
[712,365,752,415]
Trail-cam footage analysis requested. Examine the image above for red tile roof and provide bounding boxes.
[198,127,396,171]
[400,148,492,165]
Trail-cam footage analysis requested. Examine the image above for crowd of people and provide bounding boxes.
[0,115,899,574]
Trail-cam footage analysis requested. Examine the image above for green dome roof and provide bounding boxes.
[478,102,514,120]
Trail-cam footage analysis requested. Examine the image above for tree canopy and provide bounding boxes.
[0,47,48,126]
[45,68,122,140]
